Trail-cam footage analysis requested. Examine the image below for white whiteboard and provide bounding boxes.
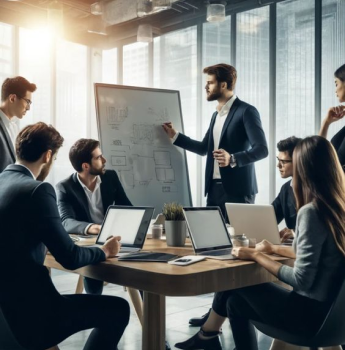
[95,84,192,214]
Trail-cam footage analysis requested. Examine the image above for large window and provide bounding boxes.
[236,7,270,204]
[321,0,345,138]
[55,40,88,184]
[154,27,198,204]
[123,42,149,87]
[0,22,13,84]
[19,28,52,126]
[276,0,315,191]
[102,48,118,84]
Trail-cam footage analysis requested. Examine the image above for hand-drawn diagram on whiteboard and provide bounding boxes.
[95,84,192,213]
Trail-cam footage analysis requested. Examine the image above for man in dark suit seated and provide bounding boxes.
[273,136,301,242]
[0,76,37,172]
[0,122,129,350]
[56,138,132,295]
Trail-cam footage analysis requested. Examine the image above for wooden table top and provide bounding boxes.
[45,236,293,296]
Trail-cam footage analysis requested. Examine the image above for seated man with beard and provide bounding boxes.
[56,138,132,295]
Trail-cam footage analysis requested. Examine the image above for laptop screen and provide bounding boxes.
[183,208,232,250]
[96,206,154,247]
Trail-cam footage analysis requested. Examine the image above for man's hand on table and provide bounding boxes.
[87,224,101,235]
[101,236,122,258]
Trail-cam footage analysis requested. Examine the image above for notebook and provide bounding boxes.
[225,203,281,245]
[118,252,179,262]
[95,205,155,254]
[183,207,236,260]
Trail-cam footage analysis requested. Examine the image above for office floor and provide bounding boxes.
[51,270,273,350]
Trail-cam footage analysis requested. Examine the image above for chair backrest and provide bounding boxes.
[313,275,345,345]
[0,307,27,350]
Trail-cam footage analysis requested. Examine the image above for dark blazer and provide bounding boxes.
[56,169,132,234]
[331,126,345,170]
[0,116,16,172]
[0,165,105,345]
[174,97,268,196]
[272,179,297,230]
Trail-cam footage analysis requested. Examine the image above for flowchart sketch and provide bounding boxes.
[148,107,169,122]
[111,155,126,166]
[119,170,135,189]
[95,84,192,213]
[106,106,128,125]
[155,168,175,182]
[132,124,154,145]
[154,151,171,166]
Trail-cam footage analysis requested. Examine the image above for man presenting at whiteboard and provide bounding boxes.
[163,63,268,220]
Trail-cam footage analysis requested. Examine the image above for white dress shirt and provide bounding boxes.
[77,174,105,234]
[212,94,237,179]
[0,109,20,148]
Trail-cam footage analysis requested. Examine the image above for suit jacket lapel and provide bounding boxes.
[100,175,114,213]
[0,117,15,160]
[72,173,93,222]
[219,97,241,143]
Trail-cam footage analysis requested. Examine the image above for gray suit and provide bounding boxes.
[0,117,15,172]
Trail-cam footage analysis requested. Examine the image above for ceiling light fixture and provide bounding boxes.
[206,1,226,23]
[137,23,153,42]
[137,0,153,17]
[90,2,103,15]
[152,0,172,11]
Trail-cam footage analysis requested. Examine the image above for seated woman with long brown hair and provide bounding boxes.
[175,135,345,350]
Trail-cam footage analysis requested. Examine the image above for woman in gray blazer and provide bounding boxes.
[175,135,345,350]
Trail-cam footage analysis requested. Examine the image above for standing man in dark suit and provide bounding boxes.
[0,76,37,172]
[0,122,129,350]
[56,138,132,295]
[163,63,268,219]
[163,63,268,327]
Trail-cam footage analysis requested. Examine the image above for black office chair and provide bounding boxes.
[251,278,345,350]
[0,307,27,350]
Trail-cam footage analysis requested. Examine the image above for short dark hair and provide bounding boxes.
[16,122,64,162]
[203,63,237,90]
[69,139,100,172]
[277,136,302,158]
[1,76,37,102]
[334,64,345,83]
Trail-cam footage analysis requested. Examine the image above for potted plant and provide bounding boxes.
[162,202,186,247]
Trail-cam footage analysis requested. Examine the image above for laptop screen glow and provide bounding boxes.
[98,208,145,245]
[184,210,230,249]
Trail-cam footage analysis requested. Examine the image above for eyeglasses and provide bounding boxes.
[17,96,32,106]
[276,157,292,166]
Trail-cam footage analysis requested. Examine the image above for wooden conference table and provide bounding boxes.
[44,237,293,350]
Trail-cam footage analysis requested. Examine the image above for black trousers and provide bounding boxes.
[212,283,330,350]
[207,180,255,223]
[10,294,130,350]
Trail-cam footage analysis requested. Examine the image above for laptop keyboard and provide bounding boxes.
[200,249,233,256]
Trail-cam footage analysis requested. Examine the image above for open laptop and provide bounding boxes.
[225,203,281,245]
[183,207,236,260]
[95,205,155,254]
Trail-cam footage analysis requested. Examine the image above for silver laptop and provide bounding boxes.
[225,203,281,245]
[96,205,155,254]
[183,207,236,260]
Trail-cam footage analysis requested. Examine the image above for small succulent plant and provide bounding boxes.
[162,202,185,221]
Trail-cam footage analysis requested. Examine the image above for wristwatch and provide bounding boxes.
[230,154,237,168]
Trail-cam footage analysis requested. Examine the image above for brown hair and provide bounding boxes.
[69,138,100,172]
[334,64,345,83]
[16,122,64,162]
[293,136,345,255]
[203,63,237,90]
[1,76,37,102]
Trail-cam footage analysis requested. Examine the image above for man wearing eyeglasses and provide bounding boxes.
[0,76,36,172]
[272,136,301,242]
